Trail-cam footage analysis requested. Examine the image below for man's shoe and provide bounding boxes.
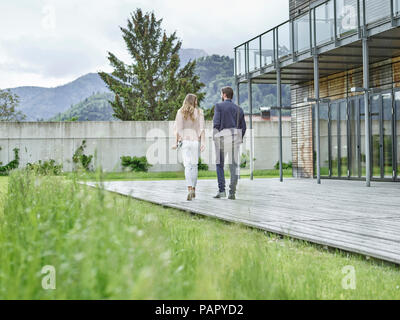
[228,193,236,200]
[213,191,226,199]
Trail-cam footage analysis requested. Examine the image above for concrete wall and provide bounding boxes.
[0,121,291,172]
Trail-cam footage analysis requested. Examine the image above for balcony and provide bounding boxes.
[235,0,400,84]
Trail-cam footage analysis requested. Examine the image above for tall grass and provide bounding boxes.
[0,170,399,299]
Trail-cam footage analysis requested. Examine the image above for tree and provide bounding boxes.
[0,89,26,121]
[99,9,205,121]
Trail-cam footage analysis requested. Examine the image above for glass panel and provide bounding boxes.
[294,13,310,53]
[315,0,335,45]
[349,98,359,177]
[330,102,339,177]
[382,93,393,178]
[364,0,391,25]
[396,91,400,179]
[359,96,366,177]
[236,45,246,76]
[396,0,400,16]
[339,101,348,176]
[370,94,381,178]
[278,22,291,59]
[336,0,359,38]
[320,103,330,176]
[261,31,274,67]
[248,38,260,72]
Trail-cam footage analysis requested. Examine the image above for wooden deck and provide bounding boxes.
[84,178,400,264]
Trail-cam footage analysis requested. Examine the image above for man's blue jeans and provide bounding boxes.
[214,136,240,194]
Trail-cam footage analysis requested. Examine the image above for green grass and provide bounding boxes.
[66,168,292,182]
[0,171,399,299]
[0,176,7,217]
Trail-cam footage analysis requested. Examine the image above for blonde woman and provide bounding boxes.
[173,94,205,201]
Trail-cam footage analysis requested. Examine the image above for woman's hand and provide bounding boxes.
[200,144,205,152]
[172,138,181,150]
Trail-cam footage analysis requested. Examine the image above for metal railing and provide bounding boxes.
[234,0,400,78]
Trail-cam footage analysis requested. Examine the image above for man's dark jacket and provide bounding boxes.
[213,99,246,140]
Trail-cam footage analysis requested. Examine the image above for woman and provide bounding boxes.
[173,94,205,201]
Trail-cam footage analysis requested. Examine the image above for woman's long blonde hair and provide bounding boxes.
[181,94,198,121]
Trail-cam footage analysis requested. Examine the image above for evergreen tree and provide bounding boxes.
[99,9,205,121]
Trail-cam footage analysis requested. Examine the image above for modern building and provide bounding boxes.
[235,0,400,184]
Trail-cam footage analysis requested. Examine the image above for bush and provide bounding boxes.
[26,159,63,175]
[240,151,249,168]
[121,156,152,172]
[72,140,93,171]
[198,158,209,171]
[240,151,256,169]
[274,161,292,170]
[0,148,20,175]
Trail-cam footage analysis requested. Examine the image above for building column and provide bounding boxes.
[248,79,254,180]
[314,54,321,184]
[363,36,371,187]
[277,66,283,182]
[236,81,241,180]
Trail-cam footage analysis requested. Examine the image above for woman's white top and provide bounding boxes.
[174,108,205,145]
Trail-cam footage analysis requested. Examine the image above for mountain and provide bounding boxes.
[179,48,208,66]
[9,49,208,121]
[9,73,109,120]
[50,92,116,121]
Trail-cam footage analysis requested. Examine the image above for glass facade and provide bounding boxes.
[382,93,393,178]
[330,102,339,176]
[396,91,400,180]
[261,32,274,67]
[336,0,359,37]
[339,101,348,177]
[349,98,359,177]
[236,45,246,76]
[294,13,311,53]
[315,0,335,46]
[396,0,400,16]
[278,22,291,59]
[313,89,400,181]
[370,94,381,178]
[248,38,260,72]
[359,96,366,176]
[320,103,330,176]
[364,0,391,25]
[235,0,399,79]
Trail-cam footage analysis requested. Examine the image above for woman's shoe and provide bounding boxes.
[187,187,193,201]
[192,188,196,199]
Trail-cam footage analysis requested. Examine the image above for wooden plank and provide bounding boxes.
[83,178,400,264]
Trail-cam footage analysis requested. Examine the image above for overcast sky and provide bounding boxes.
[0,0,288,88]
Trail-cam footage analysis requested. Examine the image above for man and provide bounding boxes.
[213,86,246,200]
